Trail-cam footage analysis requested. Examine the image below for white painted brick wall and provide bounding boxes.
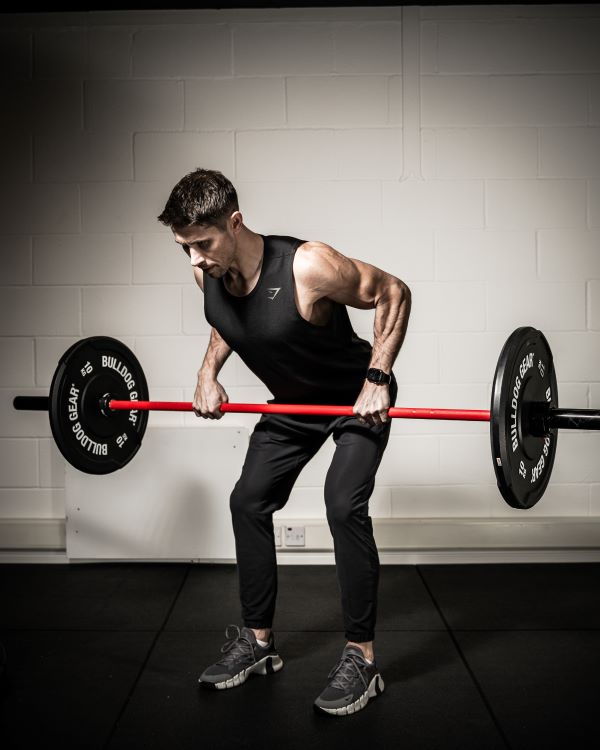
[383,179,485,228]
[0,30,30,77]
[238,180,381,237]
[589,281,600,330]
[389,76,402,125]
[39,439,66,488]
[233,23,333,75]
[134,132,234,183]
[0,439,39,488]
[486,282,586,332]
[3,81,82,134]
[439,332,509,384]
[0,489,64,519]
[4,131,31,183]
[435,229,536,282]
[185,78,286,130]
[486,179,587,228]
[544,333,600,381]
[237,129,403,181]
[0,339,34,387]
[237,130,337,181]
[393,334,439,385]
[0,236,32,285]
[2,6,599,540]
[132,25,231,77]
[35,337,92,388]
[326,225,433,282]
[589,180,600,227]
[33,235,132,285]
[333,21,402,75]
[88,28,131,78]
[34,29,87,79]
[81,182,173,233]
[35,131,133,182]
[0,184,79,234]
[540,128,600,178]
[287,76,389,127]
[391,485,498,518]
[85,80,183,132]
[133,234,195,285]
[422,128,538,180]
[538,229,600,281]
[421,76,588,127]
[82,286,181,336]
[591,77,600,125]
[0,288,80,336]
[0,389,53,439]
[408,282,486,332]
[133,336,212,388]
[434,20,600,74]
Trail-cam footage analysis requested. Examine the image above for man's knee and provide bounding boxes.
[325,491,371,528]
[229,480,263,517]
[230,477,284,518]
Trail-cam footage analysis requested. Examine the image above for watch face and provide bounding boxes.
[368,368,384,383]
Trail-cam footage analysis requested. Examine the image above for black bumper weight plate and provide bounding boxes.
[49,337,149,474]
[490,327,558,509]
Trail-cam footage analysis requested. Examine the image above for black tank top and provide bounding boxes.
[203,234,376,405]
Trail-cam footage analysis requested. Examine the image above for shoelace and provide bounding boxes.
[216,624,255,667]
[327,652,369,692]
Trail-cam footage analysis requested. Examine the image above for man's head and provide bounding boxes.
[158,169,242,277]
[158,168,239,231]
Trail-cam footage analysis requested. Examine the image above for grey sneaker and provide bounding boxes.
[314,645,384,716]
[198,624,283,690]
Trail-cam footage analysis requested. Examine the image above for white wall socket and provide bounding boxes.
[284,526,305,547]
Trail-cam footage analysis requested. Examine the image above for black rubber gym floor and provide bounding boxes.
[0,562,598,749]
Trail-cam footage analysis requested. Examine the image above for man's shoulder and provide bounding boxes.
[294,241,341,271]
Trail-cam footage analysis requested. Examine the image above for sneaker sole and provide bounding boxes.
[314,673,384,716]
[199,653,284,691]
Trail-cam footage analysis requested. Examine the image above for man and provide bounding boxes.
[158,169,411,716]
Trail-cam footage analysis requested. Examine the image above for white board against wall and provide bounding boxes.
[65,426,248,560]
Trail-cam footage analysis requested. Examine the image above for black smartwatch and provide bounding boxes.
[366,368,391,385]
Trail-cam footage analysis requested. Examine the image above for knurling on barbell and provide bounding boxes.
[11,327,600,509]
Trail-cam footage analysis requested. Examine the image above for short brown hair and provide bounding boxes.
[157,168,239,230]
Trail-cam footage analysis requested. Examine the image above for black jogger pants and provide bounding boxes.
[229,378,398,643]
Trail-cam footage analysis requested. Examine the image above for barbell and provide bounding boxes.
[12,326,600,510]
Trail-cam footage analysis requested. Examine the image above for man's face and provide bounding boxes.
[172,215,239,278]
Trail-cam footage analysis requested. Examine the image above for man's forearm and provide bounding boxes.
[368,281,411,374]
[199,327,233,380]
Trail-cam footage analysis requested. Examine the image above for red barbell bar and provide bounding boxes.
[108,400,491,421]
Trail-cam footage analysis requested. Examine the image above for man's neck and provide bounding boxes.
[227,228,264,285]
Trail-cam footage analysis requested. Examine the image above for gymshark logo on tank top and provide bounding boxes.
[267,287,281,300]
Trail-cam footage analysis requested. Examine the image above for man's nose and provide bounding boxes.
[189,247,204,266]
